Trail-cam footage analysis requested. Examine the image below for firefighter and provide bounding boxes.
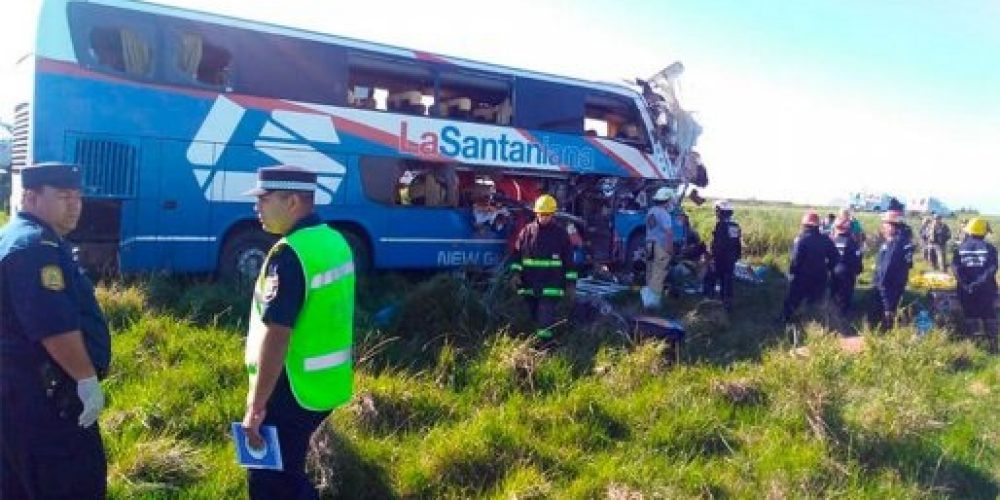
[830,216,863,315]
[1,163,111,498]
[704,200,742,311]
[951,217,998,352]
[780,210,839,323]
[640,187,674,309]
[510,194,578,343]
[872,210,914,328]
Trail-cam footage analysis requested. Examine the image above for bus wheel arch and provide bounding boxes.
[329,222,372,275]
[218,221,277,284]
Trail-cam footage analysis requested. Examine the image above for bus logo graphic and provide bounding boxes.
[186,96,346,204]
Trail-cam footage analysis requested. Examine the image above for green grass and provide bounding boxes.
[90,203,1000,499]
[3,205,998,497]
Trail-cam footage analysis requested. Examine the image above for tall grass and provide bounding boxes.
[12,203,996,498]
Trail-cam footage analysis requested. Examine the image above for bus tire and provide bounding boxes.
[339,229,371,275]
[219,229,277,284]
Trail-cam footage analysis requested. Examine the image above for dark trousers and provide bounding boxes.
[830,272,858,315]
[525,296,560,338]
[782,277,826,321]
[1,367,106,500]
[248,372,331,500]
[703,262,736,307]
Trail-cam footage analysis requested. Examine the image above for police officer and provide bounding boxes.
[705,200,742,311]
[830,216,863,315]
[780,210,839,323]
[510,194,578,344]
[242,166,355,499]
[1,163,111,498]
[951,217,998,352]
[640,187,674,309]
[872,210,914,328]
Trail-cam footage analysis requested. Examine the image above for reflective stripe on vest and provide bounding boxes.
[246,224,355,411]
[522,258,563,268]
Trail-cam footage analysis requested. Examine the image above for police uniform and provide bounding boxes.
[707,215,742,309]
[781,226,839,322]
[951,234,998,350]
[830,230,863,315]
[1,164,110,499]
[873,230,914,325]
[243,166,355,499]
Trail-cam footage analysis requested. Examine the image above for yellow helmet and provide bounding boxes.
[533,194,558,214]
[965,217,988,237]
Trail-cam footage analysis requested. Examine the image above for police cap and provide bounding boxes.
[244,165,317,196]
[21,162,83,190]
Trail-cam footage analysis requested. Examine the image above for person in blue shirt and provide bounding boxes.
[780,210,839,323]
[830,216,863,315]
[1,163,111,499]
[872,210,914,328]
[951,218,998,352]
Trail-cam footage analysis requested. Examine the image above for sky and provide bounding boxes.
[1,0,998,213]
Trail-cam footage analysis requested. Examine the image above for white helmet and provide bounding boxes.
[652,187,673,202]
[714,200,733,211]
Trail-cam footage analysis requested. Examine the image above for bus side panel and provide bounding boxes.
[119,138,163,272]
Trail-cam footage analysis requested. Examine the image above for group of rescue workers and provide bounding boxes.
[2,162,997,498]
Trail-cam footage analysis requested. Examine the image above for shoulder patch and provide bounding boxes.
[262,275,280,302]
[41,265,66,291]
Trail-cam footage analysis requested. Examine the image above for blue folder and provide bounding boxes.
[231,422,283,471]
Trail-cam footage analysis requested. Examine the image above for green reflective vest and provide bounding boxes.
[246,224,355,411]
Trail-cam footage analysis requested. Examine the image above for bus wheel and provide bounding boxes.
[340,230,371,275]
[219,230,277,284]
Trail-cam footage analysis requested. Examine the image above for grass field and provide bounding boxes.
[3,206,1000,498]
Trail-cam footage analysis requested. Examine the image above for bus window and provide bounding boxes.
[585,93,650,153]
[513,78,584,134]
[360,157,458,207]
[176,32,231,87]
[437,71,512,124]
[88,26,152,77]
[348,53,433,115]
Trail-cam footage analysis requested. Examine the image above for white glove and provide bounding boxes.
[76,376,105,428]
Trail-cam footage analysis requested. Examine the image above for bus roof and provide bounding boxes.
[73,0,645,100]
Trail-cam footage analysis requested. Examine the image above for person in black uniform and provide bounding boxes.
[872,210,914,328]
[951,217,998,352]
[704,200,742,311]
[830,216,863,315]
[1,163,111,499]
[510,194,577,343]
[780,210,839,323]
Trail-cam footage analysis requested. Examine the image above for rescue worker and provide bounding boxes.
[1,163,111,498]
[242,166,355,499]
[830,216,863,315]
[704,200,742,311]
[838,208,865,248]
[929,214,951,271]
[951,217,998,352]
[872,210,914,328]
[640,187,674,309]
[510,194,577,343]
[780,210,839,323]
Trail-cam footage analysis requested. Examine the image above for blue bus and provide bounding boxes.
[9,0,703,279]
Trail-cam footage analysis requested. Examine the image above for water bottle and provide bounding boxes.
[915,310,933,338]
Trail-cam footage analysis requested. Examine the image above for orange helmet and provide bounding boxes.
[801,210,820,227]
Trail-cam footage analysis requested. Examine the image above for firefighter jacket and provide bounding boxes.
[951,237,998,296]
[510,220,578,298]
[789,227,839,281]
[832,232,863,277]
[874,234,914,293]
[711,218,742,266]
